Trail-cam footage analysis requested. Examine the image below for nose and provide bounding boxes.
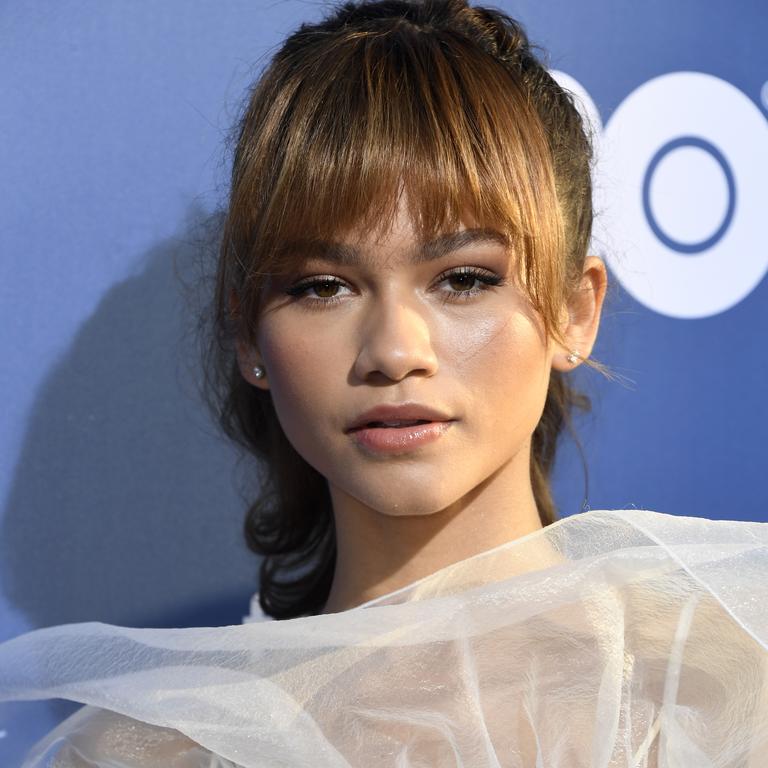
[353,294,438,382]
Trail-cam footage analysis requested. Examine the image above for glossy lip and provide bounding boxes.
[349,420,454,456]
[346,402,454,433]
[346,402,456,456]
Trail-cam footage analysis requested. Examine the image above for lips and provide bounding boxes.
[363,419,431,429]
[346,403,454,433]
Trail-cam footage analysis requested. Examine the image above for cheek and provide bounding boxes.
[256,316,341,456]
[259,318,319,401]
[442,309,551,435]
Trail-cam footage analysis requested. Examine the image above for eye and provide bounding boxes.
[284,275,351,307]
[284,266,506,310]
[433,266,505,302]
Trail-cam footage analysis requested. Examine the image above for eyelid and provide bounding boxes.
[289,265,498,288]
[284,265,506,308]
[431,266,506,303]
[285,274,350,292]
[433,265,498,281]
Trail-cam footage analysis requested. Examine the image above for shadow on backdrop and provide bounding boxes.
[1,204,260,631]
[0,205,264,757]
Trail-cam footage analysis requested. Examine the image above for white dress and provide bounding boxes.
[1,509,766,767]
[15,598,273,767]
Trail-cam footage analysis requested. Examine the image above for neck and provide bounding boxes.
[321,450,543,615]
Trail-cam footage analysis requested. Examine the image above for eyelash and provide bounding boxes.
[284,267,506,309]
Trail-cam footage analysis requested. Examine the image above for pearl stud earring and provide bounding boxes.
[252,365,266,379]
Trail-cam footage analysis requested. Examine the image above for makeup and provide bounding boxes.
[348,421,454,455]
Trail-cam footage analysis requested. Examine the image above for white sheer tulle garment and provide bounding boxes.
[1,508,767,767]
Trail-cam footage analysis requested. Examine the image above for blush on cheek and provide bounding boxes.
[267,389,328,474]
[257,328,341,464]
[449,311,540,377]
[434,312,507,367]
[258,322,315,384]
[462,318,550,436]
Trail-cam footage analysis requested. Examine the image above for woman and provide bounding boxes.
[1,1,766,766]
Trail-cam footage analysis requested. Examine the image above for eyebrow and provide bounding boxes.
[286,227,510,267]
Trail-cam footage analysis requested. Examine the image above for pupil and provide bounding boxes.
[450,275,473,291]
[316,282,337,298]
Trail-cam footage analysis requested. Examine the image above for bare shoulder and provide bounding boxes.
[27,705,237,768]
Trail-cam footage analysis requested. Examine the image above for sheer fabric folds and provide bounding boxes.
[1,509,766,767]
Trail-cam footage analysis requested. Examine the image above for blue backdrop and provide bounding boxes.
[1,1,766,762]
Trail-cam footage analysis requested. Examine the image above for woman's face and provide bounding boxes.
[241,196,568,517]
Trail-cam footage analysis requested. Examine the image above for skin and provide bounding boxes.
[237,193,607,614]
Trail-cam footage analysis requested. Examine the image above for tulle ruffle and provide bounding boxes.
[1,508,766,767]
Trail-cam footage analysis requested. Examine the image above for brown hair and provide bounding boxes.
[205,0,614,619]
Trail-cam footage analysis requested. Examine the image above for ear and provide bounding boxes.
[230,288,270,390]
[551,256,608,372]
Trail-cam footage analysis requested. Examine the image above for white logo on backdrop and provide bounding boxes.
[552,70,768,319]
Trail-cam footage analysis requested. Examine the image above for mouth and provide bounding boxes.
[349,419,434,431]
[346,403,455,434]
[347,419,455,455]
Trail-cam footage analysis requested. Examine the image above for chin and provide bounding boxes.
[351,482,462,518]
